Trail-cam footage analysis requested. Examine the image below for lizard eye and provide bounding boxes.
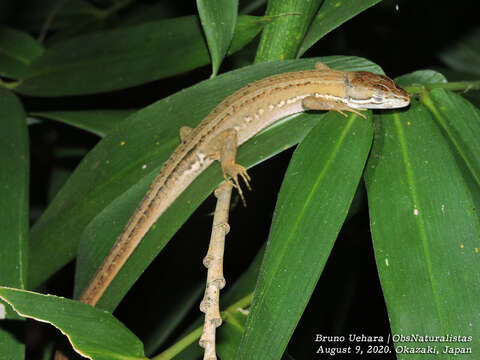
[373,86,387,102]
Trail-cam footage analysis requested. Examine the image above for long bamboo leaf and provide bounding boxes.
[237,111,373,359]
[31,109,138,137]
[197,0,238,76]
[0,26,44,78]
[16,16,265,96]
[255,0,323,62]
[0,287,146,360]
[423,89,480,187]
[365,97,480,358]
[0,88,29,360]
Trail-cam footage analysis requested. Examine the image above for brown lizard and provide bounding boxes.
[78,61,410,306]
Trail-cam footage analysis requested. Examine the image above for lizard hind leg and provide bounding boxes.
[206,128,251,206]
[223,163,251,206]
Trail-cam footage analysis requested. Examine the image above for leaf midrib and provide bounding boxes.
[393,112,446,333]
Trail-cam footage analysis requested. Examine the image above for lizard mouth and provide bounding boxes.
[348,94,410,109]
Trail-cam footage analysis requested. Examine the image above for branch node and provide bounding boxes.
[199,181,233,360]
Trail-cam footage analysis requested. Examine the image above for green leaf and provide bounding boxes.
[208,248,266,359]
[0,88,28,360]
[236,112,373,359]
[217,310,249,359]
[298,0,383,56]
[31,109,138,137]
[221,246,264,308]
[422,89,480,188]
[395,69,447,87]
[365,100,480,356]
[433,68,480,108]
[0,88,28,289]
[0,287,146,360]
[27,57,382,311]
[197,0,238,76]
[255,0,323,62]
[0,26,44,79]
[439,27,480,75]
[16,15,265,97]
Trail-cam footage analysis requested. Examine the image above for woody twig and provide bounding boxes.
[199,181,233,360]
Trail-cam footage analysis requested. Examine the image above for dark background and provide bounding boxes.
[2,0,478,358]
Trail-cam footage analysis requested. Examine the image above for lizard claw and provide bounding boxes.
[222,163,251,206]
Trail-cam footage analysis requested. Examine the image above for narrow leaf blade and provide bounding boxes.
[0,88,29,360]
[255,0,323,62]
[365,100,480,356]
[32,109,138,137]
[0,287,146,360]
[197,0,238,76]
[16,16,263,96]
[237,112,373,359]
[0,26,44,78]
[423,88,480,188]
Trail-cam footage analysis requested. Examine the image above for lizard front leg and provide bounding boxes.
[204,128,251,205]
[302,96,367,119]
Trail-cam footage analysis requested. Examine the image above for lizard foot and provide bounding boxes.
[222,163,251,206]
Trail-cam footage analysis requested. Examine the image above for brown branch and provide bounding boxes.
[199,181,233,360]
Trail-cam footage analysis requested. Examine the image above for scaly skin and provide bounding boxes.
[78,62,410,306]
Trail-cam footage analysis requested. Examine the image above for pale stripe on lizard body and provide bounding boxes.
[79,62,410,306]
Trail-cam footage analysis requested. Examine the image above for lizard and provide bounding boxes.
[78,61,410,306]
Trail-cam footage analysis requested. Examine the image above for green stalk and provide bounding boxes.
[151,293,254,360]
[405,80,480,95]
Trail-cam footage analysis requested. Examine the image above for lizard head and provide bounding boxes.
[345,71,410,109]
